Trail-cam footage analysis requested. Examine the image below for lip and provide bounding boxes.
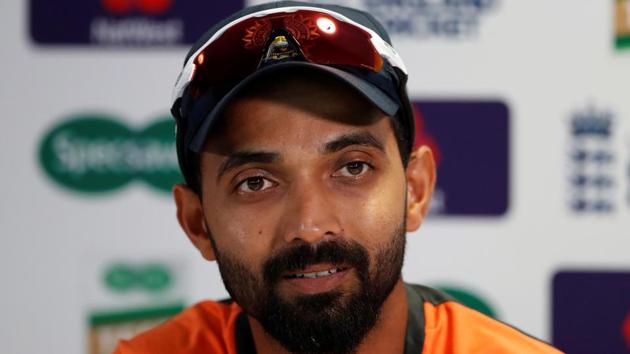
[282,264,351,295]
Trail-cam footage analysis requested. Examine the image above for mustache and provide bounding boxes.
[263,240,369,284]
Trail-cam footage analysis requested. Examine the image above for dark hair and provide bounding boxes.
[392,111,412,166]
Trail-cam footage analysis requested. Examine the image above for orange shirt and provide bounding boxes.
[114,284,563,354]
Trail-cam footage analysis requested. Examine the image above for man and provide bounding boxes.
[115,2,562,353]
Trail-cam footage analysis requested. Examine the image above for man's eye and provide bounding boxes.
[237,176,275,193]
[338,161,371,177]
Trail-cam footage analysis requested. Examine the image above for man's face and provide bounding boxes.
[178,74,426,354]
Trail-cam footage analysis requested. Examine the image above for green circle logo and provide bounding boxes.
[39,114,183,194]
[105,264,137,292]
[104,263,173,293]
[138,264,172,291]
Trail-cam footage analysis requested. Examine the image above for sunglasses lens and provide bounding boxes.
[187,10,383,96]
[301,15,382,71]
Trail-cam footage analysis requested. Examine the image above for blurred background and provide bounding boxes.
[1,0,629,353]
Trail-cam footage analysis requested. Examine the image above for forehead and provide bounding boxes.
[205,70,393,152]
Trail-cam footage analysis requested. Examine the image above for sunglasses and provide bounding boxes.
[171,6,408,107]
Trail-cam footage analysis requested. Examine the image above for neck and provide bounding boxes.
[248,279,408,354]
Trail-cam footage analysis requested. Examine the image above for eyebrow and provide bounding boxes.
[322,132,385,154]
[215,132,384,180]
[216,151,279,180]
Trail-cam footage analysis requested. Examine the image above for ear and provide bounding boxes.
[173,184,216,261]
[405,145,436,232]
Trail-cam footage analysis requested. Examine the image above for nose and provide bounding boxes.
[281,180,343,245]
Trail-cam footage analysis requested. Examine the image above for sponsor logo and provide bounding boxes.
[89,303,183,354]
[105,263,172,293]
[101,0,172,15]
[89,261,184,354]
[567,105,616,213]
[38,114,182,194]
[30,0,244,45]
[434,285,498,318]
[272,0,499,37]
[414,100,510,216]
[365,0,498,37]
[616,0,630,49]
[553,271,630,353]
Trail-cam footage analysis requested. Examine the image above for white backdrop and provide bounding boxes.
[1,1,629,353]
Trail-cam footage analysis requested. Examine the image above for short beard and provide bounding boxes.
[210,223,406,354]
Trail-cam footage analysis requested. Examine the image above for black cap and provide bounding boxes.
[172,1,415,190]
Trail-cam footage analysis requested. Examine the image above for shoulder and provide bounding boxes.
[406,284,563,354]
[113,300,243,354]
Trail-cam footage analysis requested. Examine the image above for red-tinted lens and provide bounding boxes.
[188,10,383,96]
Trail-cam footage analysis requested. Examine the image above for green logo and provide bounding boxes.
[435,285,499,319]
[39,114,183,193]
[104,263,173,293]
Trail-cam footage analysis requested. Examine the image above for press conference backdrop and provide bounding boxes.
[1,0,629,353]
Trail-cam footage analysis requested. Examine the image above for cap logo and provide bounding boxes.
[263,35,300,61]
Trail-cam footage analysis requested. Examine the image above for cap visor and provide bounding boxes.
[189,61,399,153]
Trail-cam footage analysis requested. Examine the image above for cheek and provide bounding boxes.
[342,175,407,248]
[206,203,278,266]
